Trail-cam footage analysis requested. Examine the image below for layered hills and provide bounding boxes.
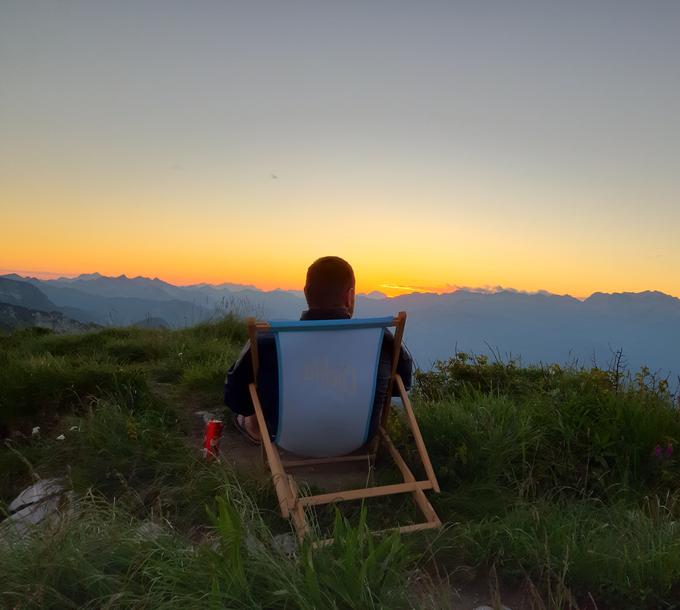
[1,273,678,377]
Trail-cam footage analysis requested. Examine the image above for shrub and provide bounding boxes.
[443,496,680,609]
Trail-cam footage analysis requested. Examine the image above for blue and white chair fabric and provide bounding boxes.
[266,317,394,458]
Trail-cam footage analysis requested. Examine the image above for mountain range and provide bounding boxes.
[1,273,678,379]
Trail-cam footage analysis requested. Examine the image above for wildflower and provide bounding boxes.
[666,443,674,458]
[654,444,663,458]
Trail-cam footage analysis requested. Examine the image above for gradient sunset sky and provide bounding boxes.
[2,2,679,297]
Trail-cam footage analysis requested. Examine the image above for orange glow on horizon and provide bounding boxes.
[0,263,673,302]
[2,180,679,300]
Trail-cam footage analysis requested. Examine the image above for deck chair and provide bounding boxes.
[247,311,441,541]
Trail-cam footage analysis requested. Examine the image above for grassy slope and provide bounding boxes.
[1,319,679,609]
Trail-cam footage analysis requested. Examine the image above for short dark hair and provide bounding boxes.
[305,256,355,308]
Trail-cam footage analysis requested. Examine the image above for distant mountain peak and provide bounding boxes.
[361,290,388,300]
[586,290,679,303]
[76,272,103,280]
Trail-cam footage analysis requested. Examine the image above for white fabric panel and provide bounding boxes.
[276,327,383,458]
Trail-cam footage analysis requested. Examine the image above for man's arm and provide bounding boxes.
[394,343,413,394]
[381,331,413,395]
[223,341,255,416]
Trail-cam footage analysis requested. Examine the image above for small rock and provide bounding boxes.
[0,481,73,548]
[136,521,165,541]
[56,434,65,441]
[8,478,64,513]
[2,495,61,539]
[271,532,298,556]
[31,426,40,436]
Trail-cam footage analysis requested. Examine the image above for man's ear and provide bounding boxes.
[345,285,356,308]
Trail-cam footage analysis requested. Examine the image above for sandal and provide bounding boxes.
[233,414,262,445]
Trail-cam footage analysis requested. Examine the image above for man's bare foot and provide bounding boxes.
[233,413,262,444]
[243,414,262,441]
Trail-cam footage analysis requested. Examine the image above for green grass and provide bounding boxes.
[433,495,680,607]
[409,355,680,608]
[0,316,246,434]
[0,492,416,609]
[2,320,680,608]
[407,388,680,499]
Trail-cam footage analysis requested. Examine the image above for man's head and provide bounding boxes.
[304,256,356,315]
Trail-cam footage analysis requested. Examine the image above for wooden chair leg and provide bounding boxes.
[369,434,381,455]
[380,427,442,527]
[287,475,309,541]
[395,374,440,493]
[249,383,293,518]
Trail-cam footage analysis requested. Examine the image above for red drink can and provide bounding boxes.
[203,419,224,461]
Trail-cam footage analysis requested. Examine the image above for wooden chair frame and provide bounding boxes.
[247,311,441,541]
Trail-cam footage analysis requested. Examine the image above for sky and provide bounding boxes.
[2,1,679,298]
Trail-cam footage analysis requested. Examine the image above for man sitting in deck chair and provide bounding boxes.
[225,257,440,539]
[224,256,413,444]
